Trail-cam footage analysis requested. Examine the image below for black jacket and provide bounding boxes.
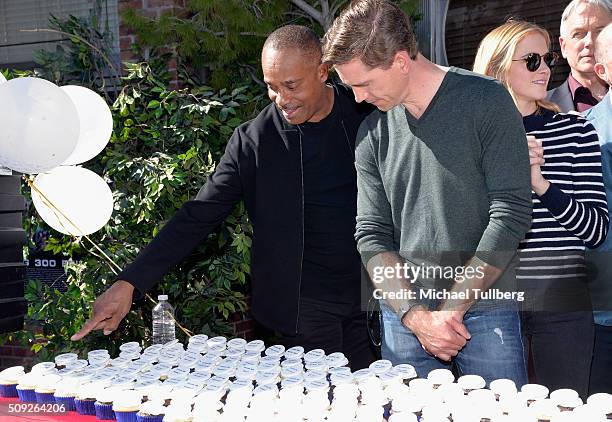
[120,84,373,335]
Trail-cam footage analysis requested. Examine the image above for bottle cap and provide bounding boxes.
[158,295,168,301]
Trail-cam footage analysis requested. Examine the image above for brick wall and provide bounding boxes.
[0,341,34,371]
[118,0,186,87]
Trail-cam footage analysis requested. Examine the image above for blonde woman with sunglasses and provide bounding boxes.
[474,20,609,397]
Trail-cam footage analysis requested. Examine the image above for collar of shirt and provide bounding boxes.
[568,74,600,112]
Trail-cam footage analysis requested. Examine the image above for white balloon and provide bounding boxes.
[0,72,6,84]
[0,77,79,174]
[31,166,113,236]
[60,85,113,165]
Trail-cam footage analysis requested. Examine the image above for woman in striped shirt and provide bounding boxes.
[474,20,608,397]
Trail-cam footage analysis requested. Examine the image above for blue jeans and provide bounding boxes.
[380,301,527,387]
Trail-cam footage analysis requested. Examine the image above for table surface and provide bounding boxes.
[0,397,98,421]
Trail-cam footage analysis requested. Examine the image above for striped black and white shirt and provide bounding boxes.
[517,109,609,283]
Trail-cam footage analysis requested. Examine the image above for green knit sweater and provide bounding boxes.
[355,67,532,308]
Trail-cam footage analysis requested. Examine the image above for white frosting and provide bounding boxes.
[587,392,612,414]
[113,390,142,411]
[521,383,549,400]
[31,362,56,375]
[138,399,166,416]
[0,366,25,384]
[490,378,518,397]
[427,368,455,385]
[76,382,103,400]
[457,374,486,391]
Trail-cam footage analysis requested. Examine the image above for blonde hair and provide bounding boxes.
[473,19,561,114]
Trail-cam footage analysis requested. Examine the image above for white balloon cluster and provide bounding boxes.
[0,77,114,236]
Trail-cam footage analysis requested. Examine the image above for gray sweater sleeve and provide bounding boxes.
[474,84,533,269]
[354,121,395,264]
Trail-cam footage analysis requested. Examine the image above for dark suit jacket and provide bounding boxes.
[547,78,576,113]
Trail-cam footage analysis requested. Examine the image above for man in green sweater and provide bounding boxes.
[323,0,532,384]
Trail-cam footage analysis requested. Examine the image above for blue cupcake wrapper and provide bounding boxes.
[136,415,164,422]
[95,402,116,420]
[75,398,97,415]
[115,410,139,422]
[16,388,37,402]
[0,384,18,398]
[54,395,76,411]
[36,391,56,404]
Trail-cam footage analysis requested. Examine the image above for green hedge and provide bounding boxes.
[1,58,261,363]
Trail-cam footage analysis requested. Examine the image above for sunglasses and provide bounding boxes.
[512,52,559,72]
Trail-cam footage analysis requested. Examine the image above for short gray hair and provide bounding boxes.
[594,22,612,62]
[560,0,612,36]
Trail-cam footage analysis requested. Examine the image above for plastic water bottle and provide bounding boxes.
[152,295,176,344]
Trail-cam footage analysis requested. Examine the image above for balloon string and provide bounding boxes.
[25,176,193,338]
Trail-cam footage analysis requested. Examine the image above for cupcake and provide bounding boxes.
[95,387,120,420]
[426,369,455,388]
[550,389,582,412]
[113,390,143,422]
[521,383,549,404]
[393,364,417,385]
[586,392,612,417]
[147,383,174,406]
[35,374,62,403]
[489,378,517,401]
[137,399,166,422]
[16,372,42,402]
[162,403,192,422]
[53,379,80,411]
[0,366,25,397]
[75,382,103,415]
[457,374,486,394]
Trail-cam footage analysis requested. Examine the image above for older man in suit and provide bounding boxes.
[547,0,611,112]
[585,23,612,394]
